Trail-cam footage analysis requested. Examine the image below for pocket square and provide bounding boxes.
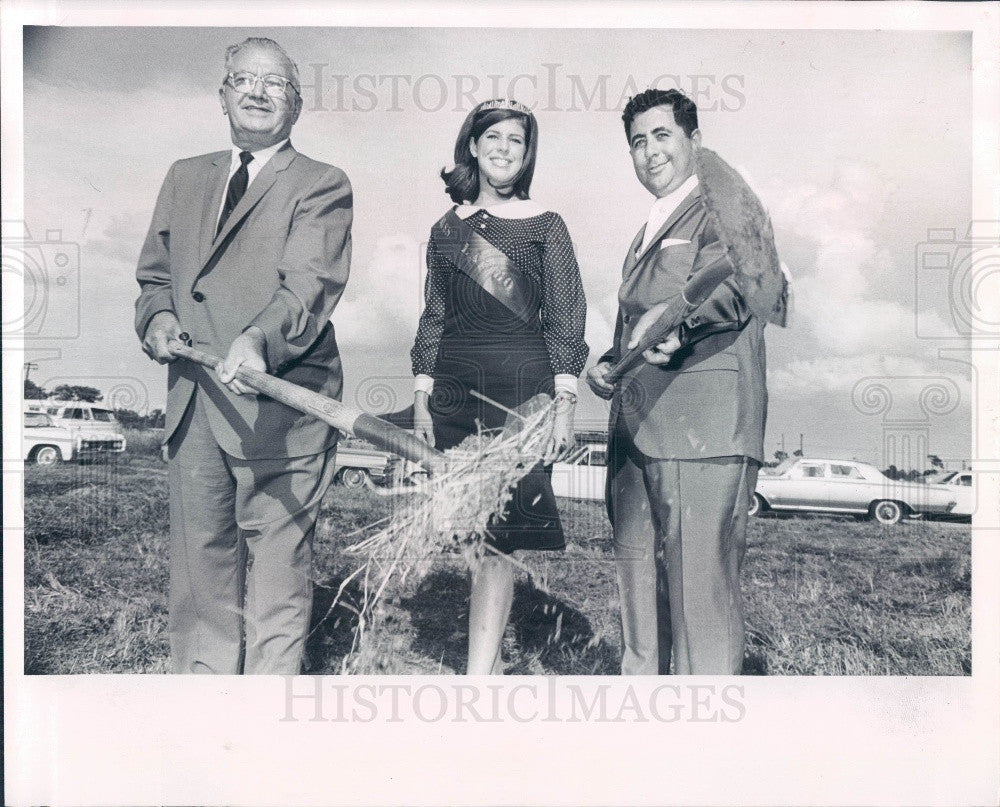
[658,239,692,250]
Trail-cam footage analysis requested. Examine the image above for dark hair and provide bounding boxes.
[621,88,698,141]
[440,103,538,204]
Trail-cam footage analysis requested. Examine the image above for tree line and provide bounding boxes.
[24,379,165,429]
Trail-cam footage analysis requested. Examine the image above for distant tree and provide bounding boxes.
[113,408,145,429]
[883,464,899,480]
[792,448,803,458]
[49,384,102,402]
[927,454,944,469]
[24,378,47,399]
[774,450,788,464]
[148,408,166,429]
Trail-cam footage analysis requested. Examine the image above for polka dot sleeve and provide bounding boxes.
[409,229,449,377]
[540,214,589,377]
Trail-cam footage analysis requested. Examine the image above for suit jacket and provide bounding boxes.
[602,186,766,463]
[135,142,353,459]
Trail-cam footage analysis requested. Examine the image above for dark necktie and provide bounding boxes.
[216,150,254,236]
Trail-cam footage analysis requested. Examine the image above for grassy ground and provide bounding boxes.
[23,455,971,675]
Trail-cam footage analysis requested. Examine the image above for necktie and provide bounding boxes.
[216,150,254,236]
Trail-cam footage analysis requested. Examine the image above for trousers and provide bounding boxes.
[167,387,337,674]
[607,424,757,675]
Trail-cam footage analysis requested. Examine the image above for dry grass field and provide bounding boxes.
[23,454,971,676]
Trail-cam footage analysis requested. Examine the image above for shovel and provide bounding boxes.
[605,147,788,384]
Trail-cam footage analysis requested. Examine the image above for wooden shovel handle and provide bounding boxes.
[605,260,734,385]
[167,339,445,471]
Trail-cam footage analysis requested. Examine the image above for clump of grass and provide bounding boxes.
[336,395,555,666]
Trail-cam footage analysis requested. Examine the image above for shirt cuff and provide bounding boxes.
[414,374,434,395]
[554,374,578,396]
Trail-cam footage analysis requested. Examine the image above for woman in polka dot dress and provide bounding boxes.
[410,99,589,674]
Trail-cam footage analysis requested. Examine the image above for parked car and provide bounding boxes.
[552,443,607,501]
[750,458,958,525]
[334,440,405,488]
[22,409,126,465]
[24,401,128,458]
[924,470,973,518]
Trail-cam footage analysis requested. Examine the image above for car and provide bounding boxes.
[551,443,607,501]
[924,470,973,518]
[750,458,958,525]
[22,406,127,465]
[334,440,406,488]
[24,401,128,459]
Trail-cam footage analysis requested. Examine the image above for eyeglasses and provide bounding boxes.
[224,71,300,98]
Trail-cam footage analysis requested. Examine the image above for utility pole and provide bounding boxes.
[799,433,804,455]
[781,433,786,454]
[23,362,38,381]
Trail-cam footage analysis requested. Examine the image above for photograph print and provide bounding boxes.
[14,22,980,678]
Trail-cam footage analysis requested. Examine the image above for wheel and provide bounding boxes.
[748,493,765,517]
[338,467,369,488]
[32,445,61,467]
[871,500,903,526]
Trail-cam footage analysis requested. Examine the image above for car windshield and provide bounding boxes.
[91,409,116,422]
[24,412,53,427]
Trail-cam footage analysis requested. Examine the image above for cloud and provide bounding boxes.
[769,354,970,408]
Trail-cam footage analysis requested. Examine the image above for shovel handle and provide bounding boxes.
[167,339,445,472]
[605,260,734,385]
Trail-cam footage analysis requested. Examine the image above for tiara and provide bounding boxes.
[478,98,533,115]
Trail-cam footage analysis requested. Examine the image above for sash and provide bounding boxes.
[435,210,538,326]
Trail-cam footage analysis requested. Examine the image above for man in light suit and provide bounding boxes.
[588,88,766,675]
[135,37,352,674]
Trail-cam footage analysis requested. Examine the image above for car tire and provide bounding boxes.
[748,493,765,517]
[32,445,61,467]
[871,500,904,526]
[338,467,369,488]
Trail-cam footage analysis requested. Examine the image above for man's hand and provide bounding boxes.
[141,310,183,364]
[627,302,682,366]
[544,394,576,463]
[413,391,435,447]
[217,327,267,396]
[586,361,616,400]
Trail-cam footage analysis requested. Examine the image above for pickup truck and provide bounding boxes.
[22,410,126,465]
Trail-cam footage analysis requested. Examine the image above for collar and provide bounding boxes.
[229,138,289,169]
[647,174,700,222]
[454,198,548,220]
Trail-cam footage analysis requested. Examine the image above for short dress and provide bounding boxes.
[411,201,588,553]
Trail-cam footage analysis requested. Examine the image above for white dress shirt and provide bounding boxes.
[639,174,700,254]
[215,139,289,229]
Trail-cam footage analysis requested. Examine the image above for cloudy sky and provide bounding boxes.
[19,25,974,466]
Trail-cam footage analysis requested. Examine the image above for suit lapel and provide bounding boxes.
[199,152,231,266]
[202,142,297,270]
[621,227,645,278]
[631,186,701,267]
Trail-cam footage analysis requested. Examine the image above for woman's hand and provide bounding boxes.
[413,391,435,447]
[544,392,576,463]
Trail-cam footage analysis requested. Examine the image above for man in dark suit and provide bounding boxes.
[135,37,352,674]
[588,89,766,675]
